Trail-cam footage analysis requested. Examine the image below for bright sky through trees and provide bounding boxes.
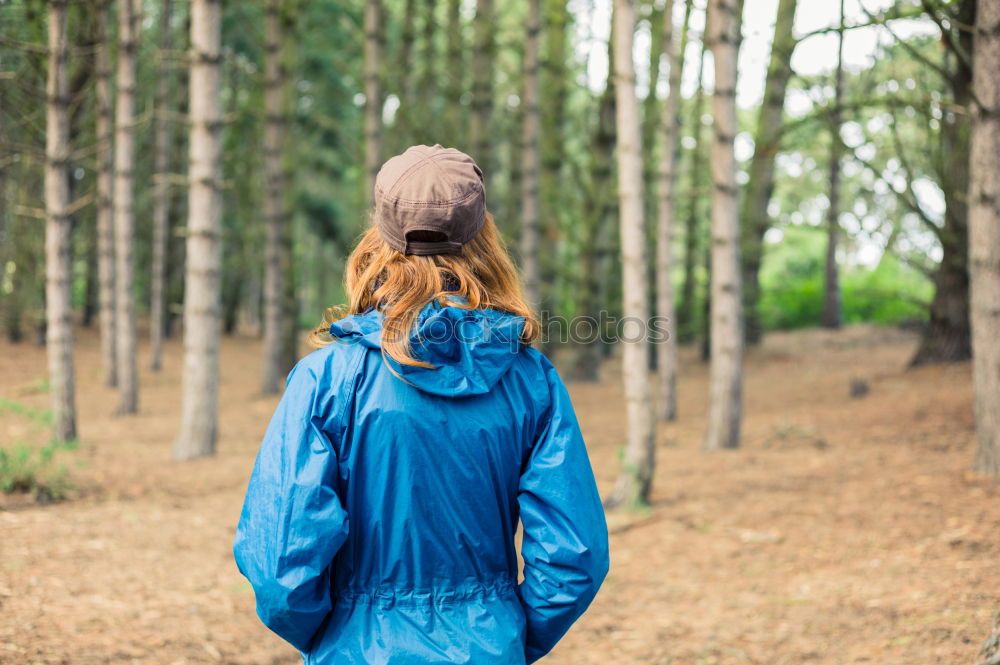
[570,0,942,269]
[576,0,939,108]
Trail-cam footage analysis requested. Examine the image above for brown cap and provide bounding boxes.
[373,144,487,255]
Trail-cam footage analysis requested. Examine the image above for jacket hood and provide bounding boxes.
[328,299,526,397]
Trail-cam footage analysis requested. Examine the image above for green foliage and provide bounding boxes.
[759,275,824,332]
[759,226,931,331]
[0,438,77,502]
[0,0,964,343]
[0,396,53,425]
[841,256,932,326]
[0,397,78,502]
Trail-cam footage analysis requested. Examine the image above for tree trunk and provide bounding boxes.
[96,0,117,387]
[5,157,40,345]
[642,4,663,231]
[391,0,417,145]
[68,12,95,329]
[654,0,692,422]
[520,0,542,309]
[910,0,975,366]
[968,0,1000,475]
[0,166,10,341]
[740,0,797,344]
[703,0,743,451]
[174,0,223,461]
[165,4,191,343]
[470,0,495,175]
[910,233,971,365]
[281,228,299,375]
[469,0,496,176]
[607,0,655,509]
[150,0,174,371]
[363,0,381,205]
[700,232,711,361]
[261,0,292,395]
[413,0,438,145]
[83,224,98,328]
[444,0,465,143]
[677,40,707,344]
[539,0,570,315]
[45,0,77,443]
[113,0,141,415]
[223,276,242,335]
[567,30,616,383]
[821,0,845,329]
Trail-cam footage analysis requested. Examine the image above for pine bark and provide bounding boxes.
[607,0,655,508]
[910,0,975,366]
[677,41,707,344]
[393,0,418,144]
[69,14,96,330]
[642,5,663,227]
[539,0,570,311]
[363,0,382,205]
[45,0,77,443]
[413,0,438,145]
[174,0,223,461]
[82,232,98,327]
[969,0,1000,475]
[700,227,712,361]
[150,0,174,371]
[740,0,797,344]
[0,167,8,339]
[821,0,845,330]
[654,0,692,422]
[166,5,191,343]
[444,0,465,142]
[113,0,141,414]
[520,0,542,309]
[703,0,743,451]
[470,0,495,174]
[567,31,616,383]
[96,0,117,387]
[261,0,292,395]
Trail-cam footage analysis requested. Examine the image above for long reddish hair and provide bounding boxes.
[308,212,540,368]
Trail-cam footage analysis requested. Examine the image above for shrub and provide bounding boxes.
[758,227,932,332]
[0,397,77,503]
[0,439,76,502]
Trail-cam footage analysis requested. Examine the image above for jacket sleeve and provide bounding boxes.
[232,353,350,653]
[517,360,610,664]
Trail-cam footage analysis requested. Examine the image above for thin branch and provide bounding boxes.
[0,141,45,160]
[795,6,926,44]
[919,0,967,65]
[0,35,47,54]
[779,94,940,139]
[859,1,952,83]
[834,128,942,239]
[14,205,45,220]
[67,193,94,217]
[152,173,190,186]
[894,251,937,280]
[887,112,943,237]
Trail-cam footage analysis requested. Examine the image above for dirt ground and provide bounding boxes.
[1,323,998,665]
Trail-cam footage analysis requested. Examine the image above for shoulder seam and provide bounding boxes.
[332,341,368,436]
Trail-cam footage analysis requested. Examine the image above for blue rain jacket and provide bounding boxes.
[233,299,610,664]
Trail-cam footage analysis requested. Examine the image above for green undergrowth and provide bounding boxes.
[0,396,80,503]
[758,227,933,332]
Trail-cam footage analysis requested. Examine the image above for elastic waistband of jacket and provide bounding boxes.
[333,576,518,608]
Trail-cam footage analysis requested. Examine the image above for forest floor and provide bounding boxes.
[1,323,998,665]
